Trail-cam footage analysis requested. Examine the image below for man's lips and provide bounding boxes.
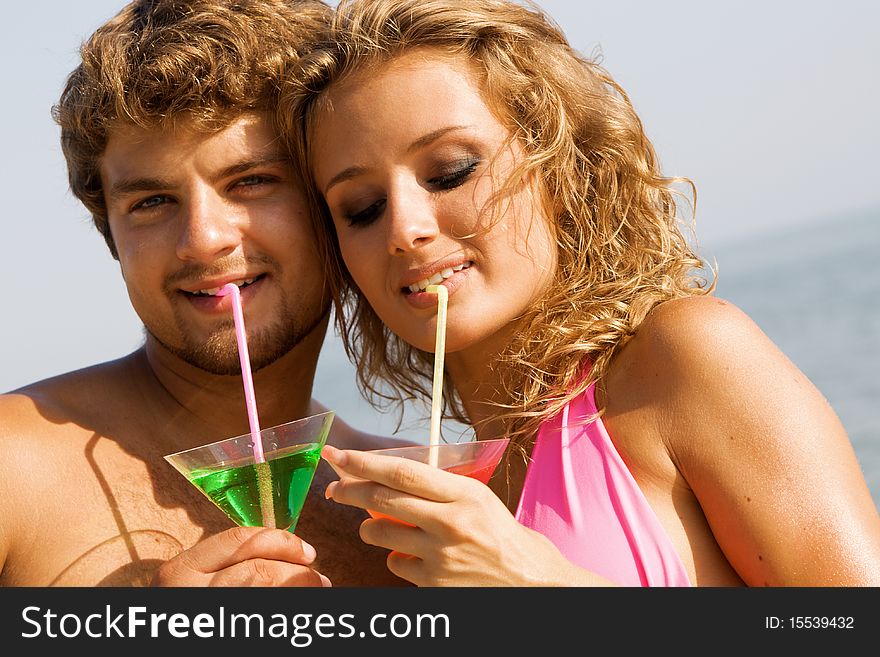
[181,274,264,297]
[178,274,267,311]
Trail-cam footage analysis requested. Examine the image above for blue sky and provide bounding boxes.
[2,1,878,438]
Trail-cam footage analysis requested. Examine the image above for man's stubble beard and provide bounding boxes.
[148,295,330,376]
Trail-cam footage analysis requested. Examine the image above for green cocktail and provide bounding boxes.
[165,411,334,532]
[188,441,323,532]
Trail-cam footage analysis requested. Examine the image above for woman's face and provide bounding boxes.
[311,50,556,357]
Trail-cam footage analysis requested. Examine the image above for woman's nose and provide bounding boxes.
[384,185,440,255]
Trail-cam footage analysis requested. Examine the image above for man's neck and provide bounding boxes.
[141,315,329,444]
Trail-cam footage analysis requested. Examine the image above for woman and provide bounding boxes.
[280,0,880,586]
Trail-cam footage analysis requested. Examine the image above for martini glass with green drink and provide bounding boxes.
[164,282,332,532]
[164,412,333,531]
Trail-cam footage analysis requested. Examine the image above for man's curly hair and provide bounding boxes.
[53,0,331,258]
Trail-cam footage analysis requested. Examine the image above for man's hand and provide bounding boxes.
[151,526,332,587]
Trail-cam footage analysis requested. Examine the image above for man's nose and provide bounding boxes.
[385,185,440,255]
[175,189,241,262]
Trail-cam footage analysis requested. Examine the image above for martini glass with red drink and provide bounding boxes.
[358,437,510,523]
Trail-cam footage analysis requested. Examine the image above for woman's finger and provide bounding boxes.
[385,551,427,586]
[322,444,474,502]
[325,477,447,529]
[359,516,432,557]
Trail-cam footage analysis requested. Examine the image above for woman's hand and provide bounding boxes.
[321,444,598,586]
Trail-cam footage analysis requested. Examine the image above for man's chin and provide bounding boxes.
[165,345,245,376]
[145,303,328,376]
[147,330,296,376]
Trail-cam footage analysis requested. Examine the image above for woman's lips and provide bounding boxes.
[404,261,472,293]
[404,266,470,309]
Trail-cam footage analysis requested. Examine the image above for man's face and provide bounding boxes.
[101,113,329,374]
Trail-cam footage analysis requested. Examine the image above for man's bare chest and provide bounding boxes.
[10,449,402,587]
[8,443,229,586]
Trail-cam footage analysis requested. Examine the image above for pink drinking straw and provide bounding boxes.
[217,283,266,464]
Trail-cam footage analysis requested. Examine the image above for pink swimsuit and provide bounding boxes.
[514,382,692,587]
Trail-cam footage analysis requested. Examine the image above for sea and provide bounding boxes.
[312,207,880,509]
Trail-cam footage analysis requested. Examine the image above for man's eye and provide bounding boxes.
[235,175,271,187]
[344,198,386,227]
[428,159,480,191]
[132,195,171,211]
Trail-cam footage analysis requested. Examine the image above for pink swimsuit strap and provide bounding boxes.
[514,382,692,587]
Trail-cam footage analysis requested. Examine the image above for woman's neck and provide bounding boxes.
[444,320,522,440]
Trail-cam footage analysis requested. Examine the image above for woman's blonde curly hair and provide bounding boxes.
[281,0,714,453]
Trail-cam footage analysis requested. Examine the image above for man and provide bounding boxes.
[0,0,406,587]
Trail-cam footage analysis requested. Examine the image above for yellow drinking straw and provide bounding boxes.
[425,285,448,468]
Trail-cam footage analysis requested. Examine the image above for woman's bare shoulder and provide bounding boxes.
[611,296,880,584]
[619,294,832,442]
[607,295,778,400]
[632,295,770,363]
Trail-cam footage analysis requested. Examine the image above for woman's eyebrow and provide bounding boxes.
[406,125,469,154]
[323,125,470,195]
[324,165,369,195]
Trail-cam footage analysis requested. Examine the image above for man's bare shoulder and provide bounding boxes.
[1,351,146,435]
[0,352,152,514]
[0,352,155,582]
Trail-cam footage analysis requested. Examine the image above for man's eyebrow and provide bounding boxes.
[107,177,175,199]
[106,156,291,200]
[217,156,291,179]
[323,125,469,195]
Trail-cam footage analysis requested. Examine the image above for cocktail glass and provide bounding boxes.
[368,437,510,482]
[360,437,510,521]
[164,411,334,532]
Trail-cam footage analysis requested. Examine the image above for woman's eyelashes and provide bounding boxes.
[344,198,386,227]
[340,158,481,227]
[427,158,480,190]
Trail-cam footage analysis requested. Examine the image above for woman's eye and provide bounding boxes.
[344,198,386,227]
[428,159,480,190]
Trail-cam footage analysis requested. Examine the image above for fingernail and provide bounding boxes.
[325,481,337,500]
[301,540,317,562]
[319,573,332,588]
[322,444,348,467]
[321,445,338,462]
